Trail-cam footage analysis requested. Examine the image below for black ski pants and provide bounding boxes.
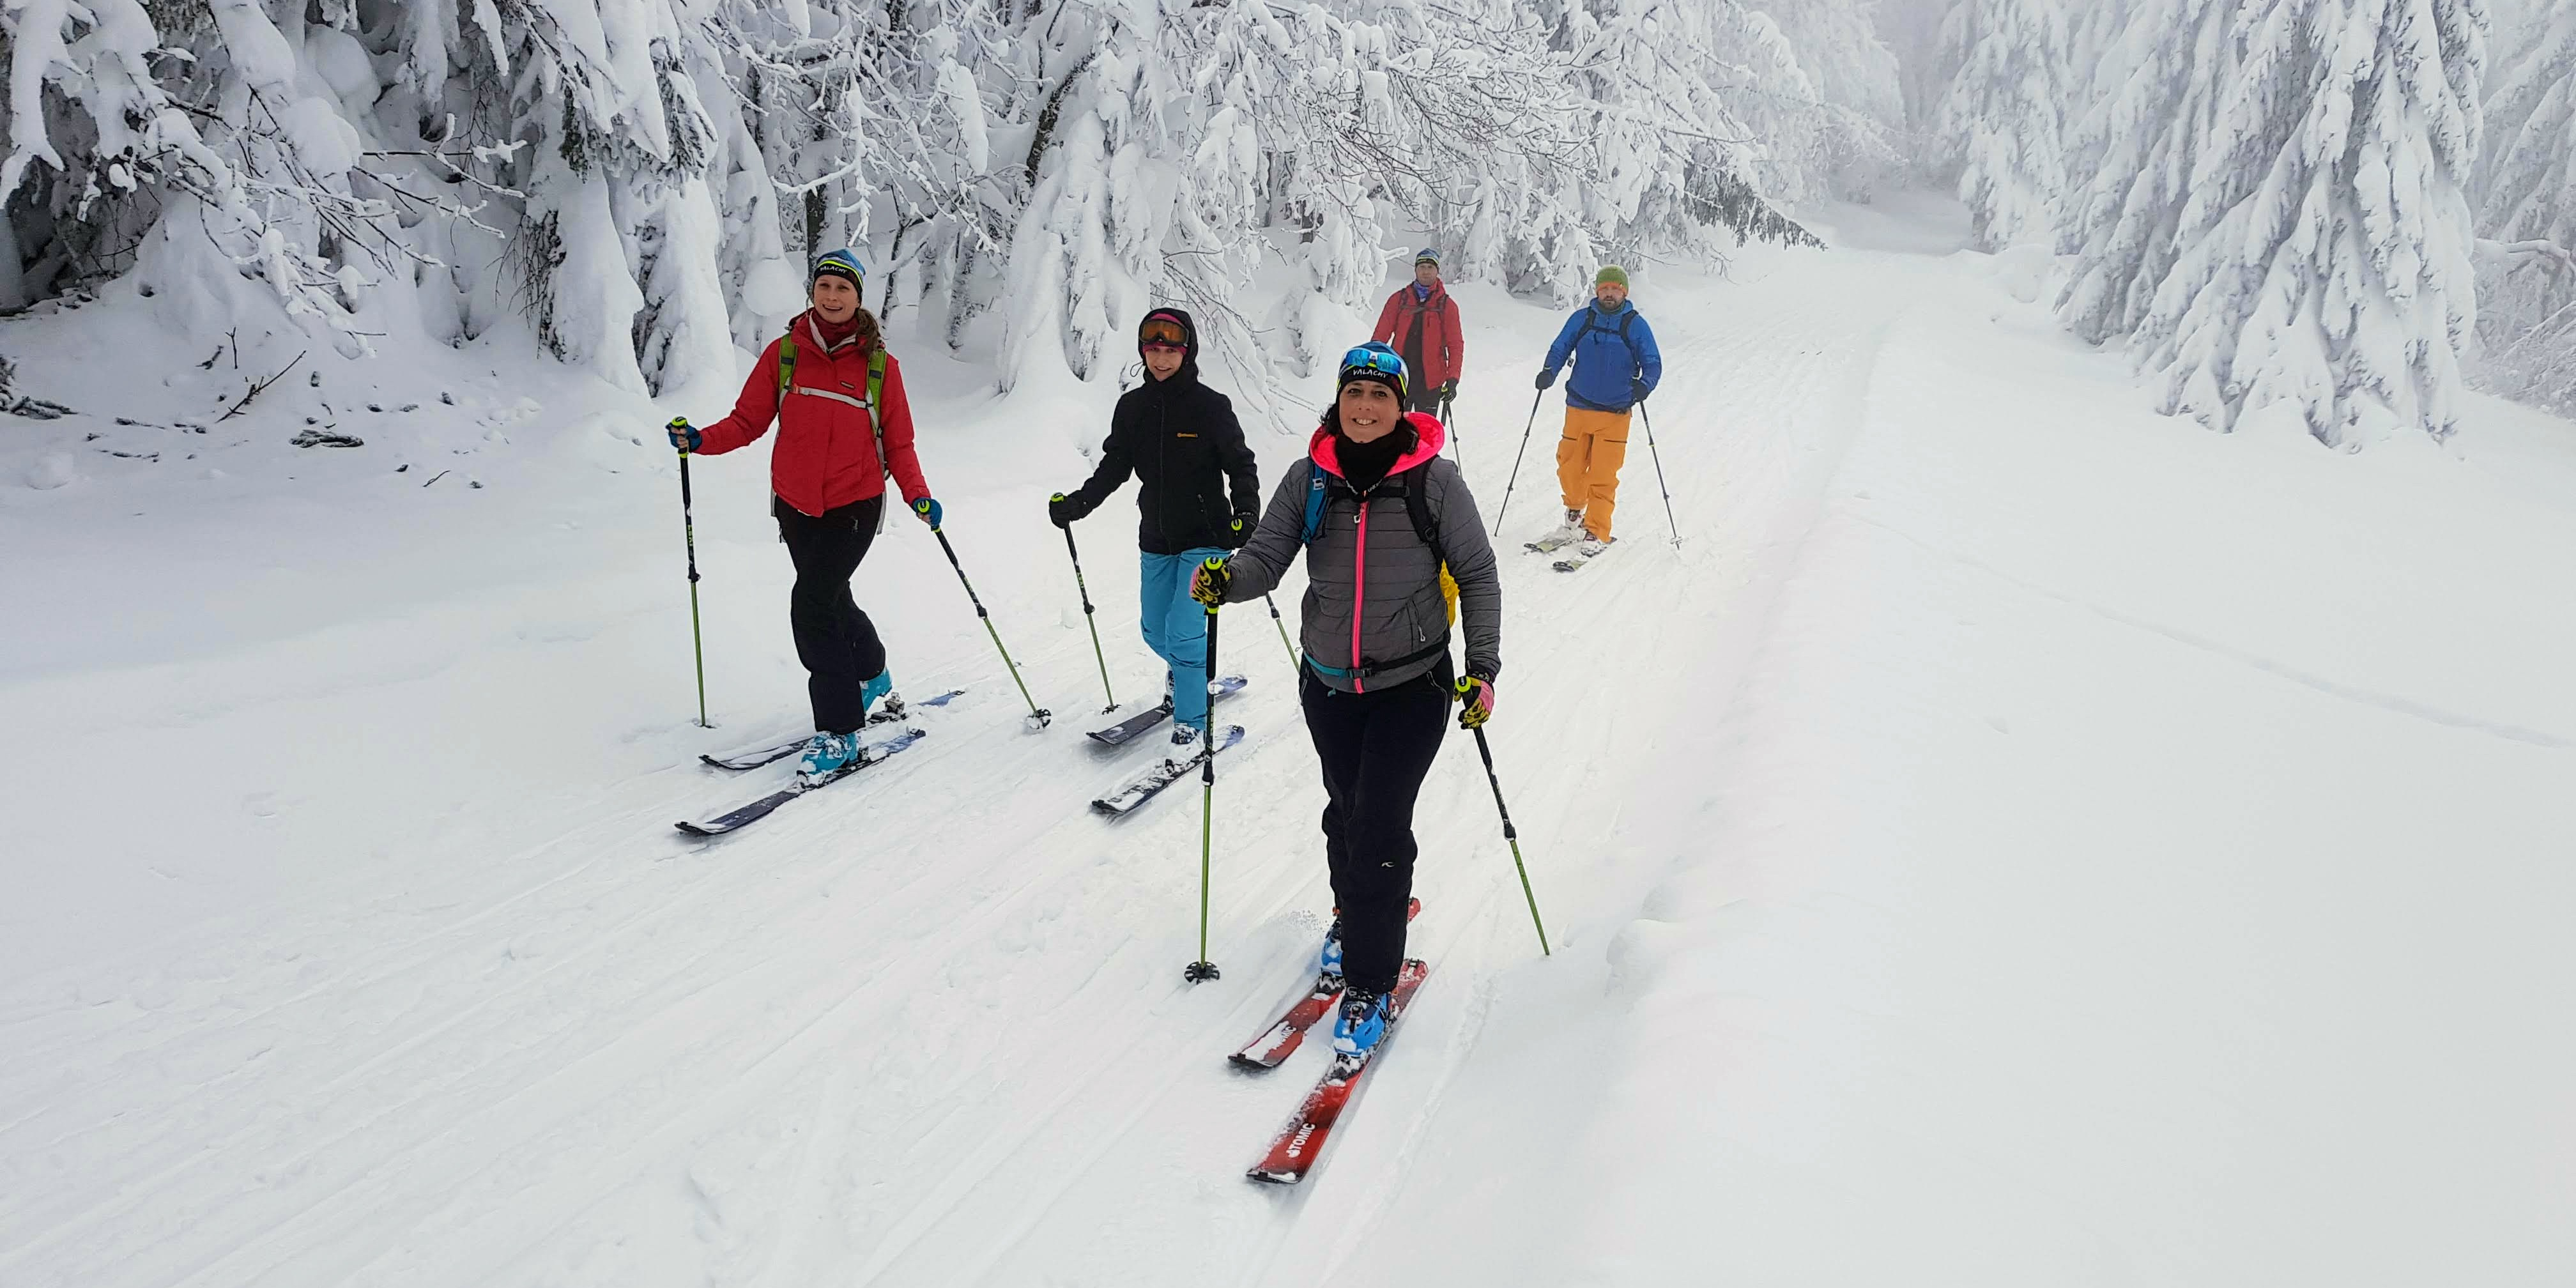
[776,493,887,733]
[1301,660,1452,994]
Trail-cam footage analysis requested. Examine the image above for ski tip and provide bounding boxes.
[1246,1167,1304,1186]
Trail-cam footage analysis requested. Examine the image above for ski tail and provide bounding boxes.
[1247,958,1430,1184]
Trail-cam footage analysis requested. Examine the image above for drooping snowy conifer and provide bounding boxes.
[2477,2,2576,250]
[1936,0,2074,250]
[2066,0,2488,445]
[2471,2,2576,410]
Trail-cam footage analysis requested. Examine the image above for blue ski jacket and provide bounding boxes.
[1542,300,1662,413]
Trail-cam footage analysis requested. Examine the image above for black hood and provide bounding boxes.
[1139,307,1200,385]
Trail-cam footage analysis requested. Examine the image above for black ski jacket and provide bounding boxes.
[1060,309,1262,554]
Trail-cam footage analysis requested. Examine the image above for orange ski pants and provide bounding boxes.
[1555,406,1632,540]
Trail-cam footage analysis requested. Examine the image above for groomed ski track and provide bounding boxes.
[3,218,1971,1285]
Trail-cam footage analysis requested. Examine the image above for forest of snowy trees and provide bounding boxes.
[4,0,2572,436]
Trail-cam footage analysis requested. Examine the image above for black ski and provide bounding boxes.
[1085,675,1248,747]
[700,689,963,770]
[678,728,926,836]
[1091,724,1246,815]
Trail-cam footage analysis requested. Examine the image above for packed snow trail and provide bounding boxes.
[10,197,2571,1287]
[0,229,1926,1288]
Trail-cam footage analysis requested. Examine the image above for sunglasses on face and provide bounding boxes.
[1140,318,1188,348]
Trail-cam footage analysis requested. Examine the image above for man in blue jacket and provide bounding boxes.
[1534,266,1662,555]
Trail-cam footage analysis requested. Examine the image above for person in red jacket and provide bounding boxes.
[666,249,939,780]
[1370,248,1464,415]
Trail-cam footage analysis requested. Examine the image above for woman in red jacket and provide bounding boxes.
[667,250,939,780]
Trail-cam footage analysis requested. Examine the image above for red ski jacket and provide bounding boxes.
[695,314,931,518]
[1370,282,1465,392]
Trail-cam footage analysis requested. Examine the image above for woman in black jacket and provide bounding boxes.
[1049,309,1262,751]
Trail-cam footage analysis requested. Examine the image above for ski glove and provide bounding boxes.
[912,496,942,529]
[1631,378,1651,404]
[667,417,701,453]
[1535,369,1556,391]
[1457,672,1497,730]
[1190,558,1232,608]
[1439,379,1458,403]
[1047,492,1081,528]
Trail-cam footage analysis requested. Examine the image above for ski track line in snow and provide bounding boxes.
[1844,510,2575,752]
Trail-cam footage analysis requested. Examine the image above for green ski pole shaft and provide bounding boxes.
[1186,567,1224,983]
[1057,507,1116,712]
[1637,400,1680,546]
[1496,389,1543,529]
[678,450,709,728]
[1264,594,1296,671]
[1464,713,1549,956]
[929,524,1052,729]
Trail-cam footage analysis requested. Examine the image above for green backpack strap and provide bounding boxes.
[776,329,798,399]
[868,346,889,477]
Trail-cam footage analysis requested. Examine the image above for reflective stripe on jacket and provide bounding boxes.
[694,314,931,518]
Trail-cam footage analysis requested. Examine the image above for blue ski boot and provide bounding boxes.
[797,730,860,780]
[1319,918,1345,982]
[1331,985,1391,1059]
[860,668,895,717]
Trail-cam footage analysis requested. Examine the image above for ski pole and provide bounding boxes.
[677,447,709,728]
[1637,399,1680,546]
[1186,559,1225,984]
[1264,594,1297,672]
[1457,694,1549,956]
[1442,390,1463,469]
[1496,389,1544,529]
[926,519,1052,730]
[1055,500,1117,713]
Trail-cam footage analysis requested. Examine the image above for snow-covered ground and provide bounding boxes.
[3,198,2570,1286]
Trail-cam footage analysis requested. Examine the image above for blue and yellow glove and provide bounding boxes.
[912,496,942,528]
[666,417,701,452]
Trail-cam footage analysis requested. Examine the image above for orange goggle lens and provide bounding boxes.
[1140,319,1186,347]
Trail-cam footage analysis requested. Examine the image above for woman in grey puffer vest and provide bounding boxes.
[1192,341,1501,1059]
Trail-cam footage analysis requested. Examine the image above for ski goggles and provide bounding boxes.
[1338,343,1409,394]
[1139,316,1188,349]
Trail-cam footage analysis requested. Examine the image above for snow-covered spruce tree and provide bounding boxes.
[1745,0,1908,201]
[1,0,381,346]
[2064,0,2487,445]
[2472,2,2576,410]
[1936,0,2074,251]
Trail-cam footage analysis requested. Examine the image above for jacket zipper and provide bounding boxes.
[1350,491,1370,693]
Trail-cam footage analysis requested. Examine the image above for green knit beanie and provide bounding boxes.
[1595,265,1629,288]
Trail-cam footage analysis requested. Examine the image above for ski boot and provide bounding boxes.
[861,668,896,718]
[1331,984,1392,1060]
[1575,533,1616,558]
[797,730,861,781]
[1165,721,1204,770]
[1319,917,1345,982]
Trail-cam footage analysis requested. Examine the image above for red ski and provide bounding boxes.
[1246,958,1430,1185]
[1230,899,1420,1071]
